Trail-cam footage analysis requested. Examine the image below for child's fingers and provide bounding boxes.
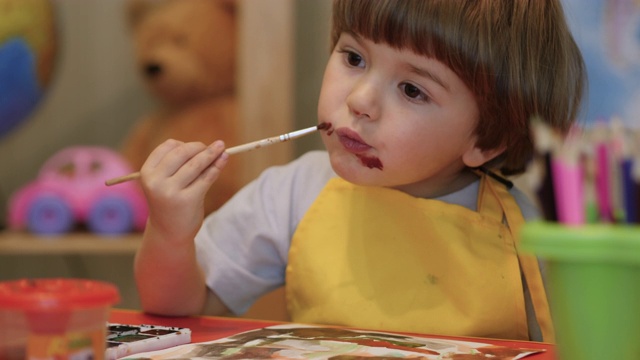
[201,148,230,181]
[182,148,230,198]
[212,149,230,171]
[144,139,184,169]
[169,140,226,187]
[144,141,212,180]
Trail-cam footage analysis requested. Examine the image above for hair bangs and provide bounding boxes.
[331,0,482,80]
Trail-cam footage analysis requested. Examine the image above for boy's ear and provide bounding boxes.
[462,145,506,168]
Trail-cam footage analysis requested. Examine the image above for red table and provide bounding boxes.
[109,308,556,359]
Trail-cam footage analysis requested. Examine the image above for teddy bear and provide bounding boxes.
[120,0,242,214]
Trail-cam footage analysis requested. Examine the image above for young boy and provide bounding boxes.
[134,0,585,342]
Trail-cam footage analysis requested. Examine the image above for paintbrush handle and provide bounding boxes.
[225,125,319,154]
[225,135,286,155]
[105,171,141,186]
[105,125,321,186]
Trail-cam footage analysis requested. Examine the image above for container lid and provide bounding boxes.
[520,222,640,264]
[0,278,120,310]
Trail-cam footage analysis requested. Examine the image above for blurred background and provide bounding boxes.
[0,0,331,311]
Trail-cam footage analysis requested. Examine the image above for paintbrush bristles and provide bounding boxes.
[105,123,330,186]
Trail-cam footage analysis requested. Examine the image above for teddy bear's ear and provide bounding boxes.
[126,0,165,29]
[127,0,149,29]
[218,0,237,15]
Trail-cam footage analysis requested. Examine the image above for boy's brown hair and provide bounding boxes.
[331,0,586,175]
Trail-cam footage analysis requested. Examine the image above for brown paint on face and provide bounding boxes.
[356,154,383,170]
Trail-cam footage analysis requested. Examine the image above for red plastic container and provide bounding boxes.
[0,278,120,359]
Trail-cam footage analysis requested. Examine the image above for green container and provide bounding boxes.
[520,222,640,360]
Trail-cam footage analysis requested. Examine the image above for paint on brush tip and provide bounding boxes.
[318,122,332,130]
[318,122,334,135]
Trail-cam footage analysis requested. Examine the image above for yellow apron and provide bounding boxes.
[285,175,554,342]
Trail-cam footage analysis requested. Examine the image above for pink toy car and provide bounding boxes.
[7,146,148,235]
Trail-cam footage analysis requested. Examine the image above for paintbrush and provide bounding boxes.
[105,122,331,186]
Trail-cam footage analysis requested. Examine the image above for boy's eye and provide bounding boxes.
[402,83,424,100]
[346,51,364,67]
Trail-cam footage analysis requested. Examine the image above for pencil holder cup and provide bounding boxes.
[0,278,119,360]
[520,222,640,360]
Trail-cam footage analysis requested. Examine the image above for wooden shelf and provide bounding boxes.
[0,231,142,255]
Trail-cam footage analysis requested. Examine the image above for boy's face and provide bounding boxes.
[318,33,497,198]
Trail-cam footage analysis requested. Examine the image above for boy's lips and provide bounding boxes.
[336,127,371,153]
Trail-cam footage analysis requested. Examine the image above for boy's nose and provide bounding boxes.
[346,78,380,121]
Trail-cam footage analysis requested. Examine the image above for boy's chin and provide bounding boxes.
[330,157,385,186]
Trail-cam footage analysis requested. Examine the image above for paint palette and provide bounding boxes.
[106,323,191,360]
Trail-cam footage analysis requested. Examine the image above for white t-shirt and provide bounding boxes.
[194,150,542,338]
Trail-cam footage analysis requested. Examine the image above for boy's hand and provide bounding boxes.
[140,139,229,243]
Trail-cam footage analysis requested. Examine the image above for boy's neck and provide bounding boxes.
[393,168,480,199]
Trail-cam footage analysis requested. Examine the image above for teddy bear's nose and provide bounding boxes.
[144,63,162,78]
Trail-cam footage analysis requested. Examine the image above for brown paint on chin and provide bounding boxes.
[356,154,383,170]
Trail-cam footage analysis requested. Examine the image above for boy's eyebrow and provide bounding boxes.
[407,64,450,92]
[343,31,451,92]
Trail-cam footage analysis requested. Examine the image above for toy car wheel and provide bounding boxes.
[27,196,75,235]
[88,197,134,235]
